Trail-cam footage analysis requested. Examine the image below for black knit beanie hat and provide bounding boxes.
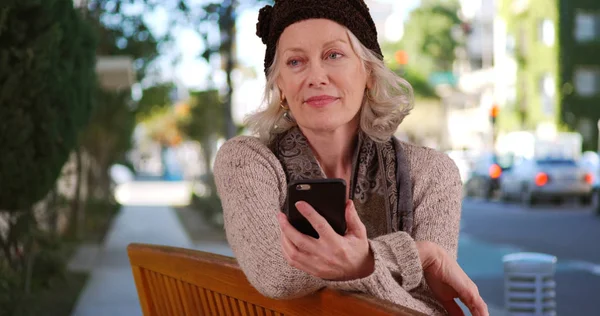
[256,0,383,76]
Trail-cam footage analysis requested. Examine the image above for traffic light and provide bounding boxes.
[394,50,408,65]
[490,104,499,125]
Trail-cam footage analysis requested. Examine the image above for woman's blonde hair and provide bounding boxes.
[245,28,414,144]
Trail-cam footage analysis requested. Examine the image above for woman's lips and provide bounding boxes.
[304,95,339,108]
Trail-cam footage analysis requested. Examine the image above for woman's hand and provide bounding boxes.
[416,241,489,316]
[277,200,374,281]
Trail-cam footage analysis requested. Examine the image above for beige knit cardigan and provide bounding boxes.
[214,136,462,315]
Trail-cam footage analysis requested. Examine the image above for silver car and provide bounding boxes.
[499,158,593,206]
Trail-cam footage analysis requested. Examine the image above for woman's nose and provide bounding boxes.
[307,62,329,88]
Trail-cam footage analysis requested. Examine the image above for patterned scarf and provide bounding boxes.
[270,127,413,236]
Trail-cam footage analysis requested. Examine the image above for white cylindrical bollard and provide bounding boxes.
[503,252,557,316]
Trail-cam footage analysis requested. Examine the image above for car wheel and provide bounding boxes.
[551,197,563,205]
[580,195,592,206]
[484,183,494,201]
[464,179,474,198]
[499,186,510,203]
[521,186,536,207]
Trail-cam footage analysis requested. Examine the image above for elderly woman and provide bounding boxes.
[214,0,488,315]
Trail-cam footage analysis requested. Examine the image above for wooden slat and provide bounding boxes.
[206,288,219,315]
[163,275,177,316]
[127,243,426,316]
[246,303,257,316]
[162,274,178,316]
[186,282,203,314]
[197,287,212,315]
[176,279,190,315]
[227,296,241,316]
[168,277,185,315]
[214,292,226,316]
[131,266,153,315]
[147,270,169,316]
[221,294,233,316]
[142,270,158,315]
[237,299,249,316]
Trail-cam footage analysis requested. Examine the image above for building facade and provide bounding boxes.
[496,0,600,149]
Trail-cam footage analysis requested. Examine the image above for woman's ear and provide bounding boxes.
[365,71,374,90]
[366,77,374,90]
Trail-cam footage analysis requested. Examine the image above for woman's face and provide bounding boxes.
[276,19,369,133]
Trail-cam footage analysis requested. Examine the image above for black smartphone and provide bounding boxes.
[285,178,347,238]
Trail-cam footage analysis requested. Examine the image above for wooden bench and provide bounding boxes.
[127,243,425,316]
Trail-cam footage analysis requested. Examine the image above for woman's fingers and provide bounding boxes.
[461,283,488,316]
[453,266,489,316]
[344,200,367,238]
[294,201,337,240]
[440,299,465,316]
[280,232,322,275]
[277,212,319,254]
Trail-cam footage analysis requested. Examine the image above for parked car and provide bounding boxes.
[499,157,593,206]
[464,152,512,200]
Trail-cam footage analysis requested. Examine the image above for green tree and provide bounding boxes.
[179,90,224,178]
[0,0,96,312]
[0,0,97,211]
[387,0,462,76]
[77,0,163,200]
[176,0,272,139]
[177,90,225,226]
[136,82,176,122]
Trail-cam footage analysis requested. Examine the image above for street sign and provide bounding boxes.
[428,71,457,87]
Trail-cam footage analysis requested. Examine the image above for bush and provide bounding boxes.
[0,0,97,210]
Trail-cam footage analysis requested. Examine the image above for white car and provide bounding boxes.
[499,157,593,206]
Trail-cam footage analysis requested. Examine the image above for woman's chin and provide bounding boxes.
[299,119,350,133]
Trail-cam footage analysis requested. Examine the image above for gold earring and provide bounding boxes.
[280,97,289,111]
[365,88,373,100]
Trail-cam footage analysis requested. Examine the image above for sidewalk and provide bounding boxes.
[70,205,193,316]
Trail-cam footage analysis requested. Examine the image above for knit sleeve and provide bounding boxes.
[409,147,462,260]
[322,238,445,315]
[213,137,326,299]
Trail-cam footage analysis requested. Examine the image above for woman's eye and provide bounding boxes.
[328,52,342,59]
[287,59,301,67]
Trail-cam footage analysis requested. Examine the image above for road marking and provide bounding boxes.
[459,234,600,278]
[564,260,600,276]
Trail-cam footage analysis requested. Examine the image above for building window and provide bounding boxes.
[575,12,600,42]
[507,85,517,105]
[538,19,555,46]
[539,74,555,116]
[506,34,516,56]
[518,24,527,56]
[574,68,600,97]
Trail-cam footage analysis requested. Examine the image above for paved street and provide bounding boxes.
[460,198,600,315]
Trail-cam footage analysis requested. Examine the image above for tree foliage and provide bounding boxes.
[387,0,462,76]
[78,0,164,200]
[173,0,272,139]
[0,1,96,313]
[0,0,97,211]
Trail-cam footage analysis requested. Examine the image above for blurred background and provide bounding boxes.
[1,0,599,315]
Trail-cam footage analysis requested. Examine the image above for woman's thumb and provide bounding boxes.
[345,200,366,237]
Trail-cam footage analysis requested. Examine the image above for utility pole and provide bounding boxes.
[490,104,499,152]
